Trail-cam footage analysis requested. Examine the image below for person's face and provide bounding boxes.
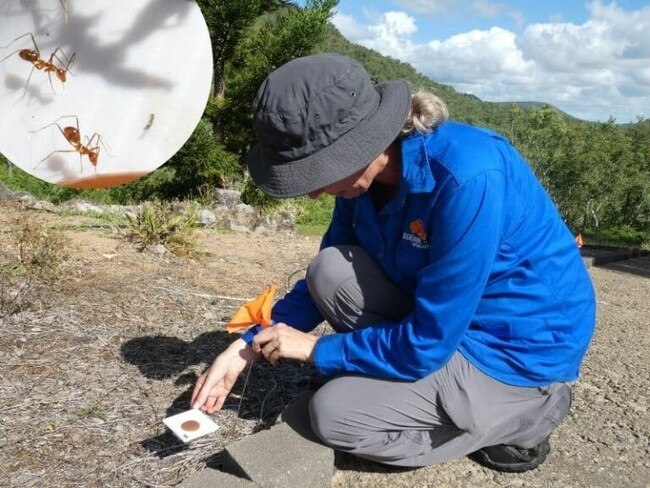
[307,148,392,200]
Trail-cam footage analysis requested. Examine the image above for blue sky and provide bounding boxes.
[294,0,650,122]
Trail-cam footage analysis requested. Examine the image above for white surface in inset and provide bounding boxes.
[0,0,212,186]
[163,409,219,444]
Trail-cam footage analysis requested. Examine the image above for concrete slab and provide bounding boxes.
[580,245,646,267]
[223,391,335,488]
[177,468,258,487]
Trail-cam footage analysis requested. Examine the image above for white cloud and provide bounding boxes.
[331,12,371,42]
[471,0,505,18]
[336,11,418,60]
[393,0,457,16]
[333,1,650,122]
[393,0,525,25]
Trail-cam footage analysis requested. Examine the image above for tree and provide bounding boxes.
[196,0,292,100]
[218,0,338,158]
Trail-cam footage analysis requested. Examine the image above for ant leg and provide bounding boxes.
[0,33,39,55]
[51,47,75,71]
[84,133,104,172]
[22,65,36,98]
[33,149,77,169]
[0,48,23,63]
[86,132,112,156]
[36,115,80,132]
[64,114,80,134]
[30,122,69,142]
[47,70,56,94]
[85,132,113,156]
[60,0,69,26]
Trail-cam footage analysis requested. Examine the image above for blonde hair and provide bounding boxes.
[401,91,449,136]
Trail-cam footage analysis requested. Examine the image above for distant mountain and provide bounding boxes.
[494,101,584,122]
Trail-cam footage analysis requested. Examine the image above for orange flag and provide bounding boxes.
[226,284,276,333]
[576,233,584,248]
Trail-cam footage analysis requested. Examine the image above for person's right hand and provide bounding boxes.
[191,338,257,414]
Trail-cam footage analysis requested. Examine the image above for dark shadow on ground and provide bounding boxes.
[334,451,419,474]
[122,332,318,457]
[581,246,650,278]
[601,255,650,279]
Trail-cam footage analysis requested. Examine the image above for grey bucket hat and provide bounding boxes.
[247,53,412,198]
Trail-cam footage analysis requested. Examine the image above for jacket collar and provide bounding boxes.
[400,132,436,194]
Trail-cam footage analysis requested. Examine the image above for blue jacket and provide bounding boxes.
[252,121,596,387]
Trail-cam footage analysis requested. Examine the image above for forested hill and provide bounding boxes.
[1,2,647,242]
[316,25,518,127]
[316,24,649,240]
[316,25,620,128]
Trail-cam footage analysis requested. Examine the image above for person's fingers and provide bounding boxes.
[261,340,280,365]
[190,373,206,406]
[192,367,223,409]
[268,349,281,366]
[203,390,224,413]
[212,393,227,413]
[252,327,274,352]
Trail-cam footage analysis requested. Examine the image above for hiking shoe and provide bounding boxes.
[470,437,551,473]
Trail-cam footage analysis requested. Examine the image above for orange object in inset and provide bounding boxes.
[575,234,584,248]
[226,284,276,333]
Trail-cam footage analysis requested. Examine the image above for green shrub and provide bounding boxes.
[241,175,280,211]
[584,225,650,248]
[125,201,199,257]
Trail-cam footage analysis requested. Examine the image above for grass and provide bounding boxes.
[125,201,200,256]
[584,226,650,250]
[0,202,69,316]
[296,224,328,236]
[78,404,106,421]
[292,193,334,227]
[58,209,130,229]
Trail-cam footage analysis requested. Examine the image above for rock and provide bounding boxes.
[13,191,36,206]
[108,204,138,215]
[274,210,295,232]
[215,189,242,207]
[62,200,105,214]
[0,182,13,200]
[212,205,232,227]
[30,200,57,213]
[198,208,217,227]
[150,244,167,256]
[229,204,258,233]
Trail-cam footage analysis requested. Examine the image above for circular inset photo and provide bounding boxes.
[0,0,212,188]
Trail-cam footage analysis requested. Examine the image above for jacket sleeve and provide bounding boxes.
[312,171,507,379]
[268,198,359,333]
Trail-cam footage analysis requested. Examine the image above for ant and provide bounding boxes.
[32,116,111,173]
[0,32,75,95]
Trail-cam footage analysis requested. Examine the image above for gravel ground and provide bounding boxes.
[332,255,650,488]
[0,207,648,487]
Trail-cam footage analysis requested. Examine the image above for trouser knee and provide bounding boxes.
[306,245,413,331]
[309,382,358,450]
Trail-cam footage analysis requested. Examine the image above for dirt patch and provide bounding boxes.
[1,207,321,487]
[1,207,648,487]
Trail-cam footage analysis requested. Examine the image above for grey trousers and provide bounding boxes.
[305,245,572,467]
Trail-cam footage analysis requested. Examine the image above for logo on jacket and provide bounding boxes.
[403,219,429,249]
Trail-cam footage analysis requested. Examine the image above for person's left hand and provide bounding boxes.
[252,323,318,366]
